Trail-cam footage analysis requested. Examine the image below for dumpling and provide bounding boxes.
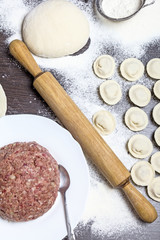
[92,110,116,135]
[99,80,122,105]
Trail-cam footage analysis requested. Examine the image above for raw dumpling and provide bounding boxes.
[152,103,160,125]
[147,177,160,202]
[120,58,144,81]
[0,84,7,117]
[99,80,122,105]
[154,127,160,146]
[153,80,160,99]
[150,152,160,174]
[131,161,155,186]
[92,110,116,135]
[147,58,160,79]
[129,84,151,107]
[93,55,115,79]
[125,107,148,132]
[22,0,90,58]
[128,134,153,159]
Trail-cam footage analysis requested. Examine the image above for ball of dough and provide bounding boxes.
[92,110,116,135]
[99,80,122,105]
[22,0,90,58]
[120,58,144,81]
[93,55,115,79]
[150,152,160,174]
[0,84,7,117]
[125,107,148,132]
[147,58,160,79]
[154,127,160,147]
[131,161,155,186]
[152,103,160,125]
[147,177,160,202]
[153,80,160,99]
[128,134,153,159]
[129,84,151,107]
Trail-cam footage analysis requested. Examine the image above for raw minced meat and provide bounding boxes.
[0,141,60,222]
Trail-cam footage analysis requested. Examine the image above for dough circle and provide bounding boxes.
[153,80,160,99]
[125,107,148,132]
[0,84,7,117]
[22,0,90,58]
[147,177,160,202]
[128,134,153,159]
[129,84,151,107]
[120,58,144,81]
[147,58,160,79]
[150,152,160,174]
[92,110,116,135]
[93,55,115,79]
[99,80,122,105]
[131,161,155,186]
[154,127,160,146]
[152,103,160,125]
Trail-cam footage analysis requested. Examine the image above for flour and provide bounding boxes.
[101,0,141,18]
[0,0,160,238]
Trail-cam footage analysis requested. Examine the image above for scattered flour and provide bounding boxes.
[0,0,160,238]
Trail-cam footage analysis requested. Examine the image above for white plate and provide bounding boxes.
[0,114,90,240]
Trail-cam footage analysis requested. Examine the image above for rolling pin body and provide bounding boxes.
[9,40,157,223]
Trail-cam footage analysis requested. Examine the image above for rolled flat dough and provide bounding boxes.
[125,107,148,132]
[99,80,122,105]
[131,161,155,186]
[92,110,116,135]
[153,80,160,99]
[22,0,90,58]
[154,127,160,146]
[152,103,160,125]
[147,177,160,202]
[128,134,153,159]
[147,58,160,79]
[129,84,151,107]
[120,58,144,81]
[150,152,160,174]
[0,84,7,117]
[93,55,115,79]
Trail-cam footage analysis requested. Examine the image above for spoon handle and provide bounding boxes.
[63,193,76,240]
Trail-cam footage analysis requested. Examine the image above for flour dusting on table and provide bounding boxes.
[0,0,160,238]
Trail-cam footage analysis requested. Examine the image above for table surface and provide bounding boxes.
[0,2,160,239]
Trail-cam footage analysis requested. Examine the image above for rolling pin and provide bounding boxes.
[9,40,157,223]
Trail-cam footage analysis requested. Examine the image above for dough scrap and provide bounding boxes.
[154,127,160,146]
[129,84,151,107]
[147,58,160,79]
[125,107,148,132]
[153,80,160,99]
[22,0,90,58]
[147,177,160,202]
[93,55,115,79]
[99,80,122,105]
[0,84,7,117]
[152,103,160,125]
[120,58,144,81]
[131,161,155,186]
[128,134,153,159]
[92,110,116,135]
[150,152,160,174]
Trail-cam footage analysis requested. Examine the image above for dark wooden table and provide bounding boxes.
[1,21,160,240]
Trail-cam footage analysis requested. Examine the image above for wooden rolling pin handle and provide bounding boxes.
[9,40,158,223]
[9,39,42,78]
[122,182,157,223]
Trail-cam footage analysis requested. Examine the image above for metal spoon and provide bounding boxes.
[59,165,76,240]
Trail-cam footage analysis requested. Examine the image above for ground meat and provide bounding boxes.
[0,141,60,222]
